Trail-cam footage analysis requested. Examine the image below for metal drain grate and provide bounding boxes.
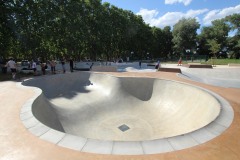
[118,124,130,132]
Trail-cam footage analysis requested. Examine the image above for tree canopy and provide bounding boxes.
[1,1,239,61]
[172,18,200,56]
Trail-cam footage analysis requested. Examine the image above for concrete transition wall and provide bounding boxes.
[22,72,221,141]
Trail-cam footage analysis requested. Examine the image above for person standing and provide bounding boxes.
[177,57,182,66]
[139,60,142,68]
[155,60,161,69]
[41,62,46,75]
[6,58,17,79]
[61,58,66,73]
[50,60,56,74]
[31,60,37,75]
[69,58,73,72]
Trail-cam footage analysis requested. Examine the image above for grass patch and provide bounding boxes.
[202,58,240,65]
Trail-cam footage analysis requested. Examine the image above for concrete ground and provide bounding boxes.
[0,64,240,160]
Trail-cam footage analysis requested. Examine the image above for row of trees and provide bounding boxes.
[1,0,240,62]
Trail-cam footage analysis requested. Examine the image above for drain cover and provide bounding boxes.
[118,124,130,132]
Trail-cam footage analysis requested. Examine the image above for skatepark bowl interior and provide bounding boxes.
[19,72,233,155]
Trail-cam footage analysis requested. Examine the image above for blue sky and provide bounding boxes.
[101,0,240,29]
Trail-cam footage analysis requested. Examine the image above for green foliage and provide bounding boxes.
[203,58,240,65]
[207,39,221,57]
[225,13,240,35]
[227,35,240,58]
[198,19,231,57]
[1,1,239,61]
[150,26,173,59]
[0,1,13,59]
[172,18,200,54]
[2,0,166,61]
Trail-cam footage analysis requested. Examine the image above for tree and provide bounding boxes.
[0,1,14,59]
[225,13,240,36]
[150,26,173,59]
[198,19,230,58]
[227,36,240,59]
[150,27,163,59]
[225,14,240,59]
[172,18,200,56]
[207,39,221,57]
[162,26,173,59]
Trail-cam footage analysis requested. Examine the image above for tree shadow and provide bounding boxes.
[21,72,94,100]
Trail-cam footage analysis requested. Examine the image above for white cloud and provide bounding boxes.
[203,5,240,25]
[165,0,192,6]
[137,4,240,28]
[136,8,159,25]
[136,8,208,28]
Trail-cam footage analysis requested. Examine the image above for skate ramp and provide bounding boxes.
[22,72,221,141]
[180,68,240,88]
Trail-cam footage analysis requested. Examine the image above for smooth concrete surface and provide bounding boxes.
[155,64,240,88]
[91,66,117,72]
[17,71,234,155]
[1,68,240,159]
[179,67,240,88]
[21,72,220,141]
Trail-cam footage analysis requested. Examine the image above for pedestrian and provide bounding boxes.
[31,60,37,75]
[6,57,17,79]
[155,60,160,69]
[41,62,46,75]
[90,62,94,70]
[139,60,142,68]
[69,58,73,72]
[61,58,66,73]
[177,57,182,66]
[50,59,56,74]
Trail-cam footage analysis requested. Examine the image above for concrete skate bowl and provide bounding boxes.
[21,72,222,143]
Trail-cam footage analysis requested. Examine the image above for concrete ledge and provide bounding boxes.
[183,64,213,68]
[228,63,240,67]
[158,68,182,73]
[91,66,117,72]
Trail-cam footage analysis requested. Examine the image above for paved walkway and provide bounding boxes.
[0,71,240,160]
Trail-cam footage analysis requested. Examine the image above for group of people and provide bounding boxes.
[5,58,40,79]
[40,58,74,75]
[4,56,183,80]
[4,58,75,80]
